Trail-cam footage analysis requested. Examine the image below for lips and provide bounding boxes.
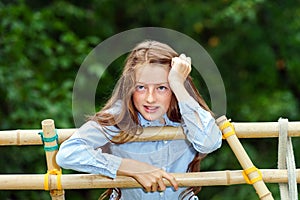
[143,105,159,113]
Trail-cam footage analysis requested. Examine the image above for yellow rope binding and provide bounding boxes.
[220,121,236,139]
[242,166,263,184]
[44,169,62,190]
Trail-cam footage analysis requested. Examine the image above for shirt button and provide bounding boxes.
[163,140,168,144]
[160,192,164,197]
[162,167,166,171]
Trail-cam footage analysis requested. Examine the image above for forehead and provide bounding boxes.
[135,64,169,84]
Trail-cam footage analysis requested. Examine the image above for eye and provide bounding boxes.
[157,86,168,91]
[135,85,145,91]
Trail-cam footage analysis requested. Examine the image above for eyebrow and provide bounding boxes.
[135,81,169,85]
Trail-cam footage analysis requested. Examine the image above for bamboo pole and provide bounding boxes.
[216,116,274,200]
[232,121,300,138]
[41,119,65,200]
[1,121,300,146]
[0,129,74,146]
[0,169,299,190]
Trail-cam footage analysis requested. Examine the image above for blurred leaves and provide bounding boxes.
[0,1,101,129]
[0,0,300,199]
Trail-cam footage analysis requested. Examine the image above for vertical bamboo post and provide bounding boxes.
[41,119,65,200]
[216,116,274,200]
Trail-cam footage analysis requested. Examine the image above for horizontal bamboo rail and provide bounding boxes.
[1,121,300,146]
[1,169,299,190]
[0,129,74,146]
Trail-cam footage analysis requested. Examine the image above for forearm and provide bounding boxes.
[56,121,122,178]
[170,82,193,102]
[171,81,222,153]
[56,140,122,178]
[179,99,222,154]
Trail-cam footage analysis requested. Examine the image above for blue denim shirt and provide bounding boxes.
[56,98,222,200]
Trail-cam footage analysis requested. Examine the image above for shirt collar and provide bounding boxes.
[138,113,174,127]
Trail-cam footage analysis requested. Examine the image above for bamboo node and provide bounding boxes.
[225,170,231,185]
[17,129,21,145]
[259,191,272,199]
[44,169,62,190]
[242,166,263,185]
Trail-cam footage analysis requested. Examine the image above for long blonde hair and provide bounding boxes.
[93,40,212,200]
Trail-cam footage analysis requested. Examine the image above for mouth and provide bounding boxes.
[143,105,159,113]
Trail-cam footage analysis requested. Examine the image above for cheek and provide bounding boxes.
[132,92,142,106]
[162,92,172,108]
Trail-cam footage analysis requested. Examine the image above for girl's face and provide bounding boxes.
[133,64,172,123]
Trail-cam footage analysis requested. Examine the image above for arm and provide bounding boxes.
[179,99,222,153]
[169,54,222,154]
[57,121,178,192]
[56,121,122,178]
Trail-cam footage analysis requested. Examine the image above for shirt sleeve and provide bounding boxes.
[178,98,222,154]
[56,121,122,178]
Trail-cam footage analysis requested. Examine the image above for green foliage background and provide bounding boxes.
[1,0,299,199]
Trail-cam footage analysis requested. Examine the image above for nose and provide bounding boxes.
[146,89,156,103]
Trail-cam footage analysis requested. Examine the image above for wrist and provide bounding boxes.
[171,84,191,102]
[117,158,134,176]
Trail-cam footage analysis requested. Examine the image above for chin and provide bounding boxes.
[143,114,162,122]
[145,116,158,121]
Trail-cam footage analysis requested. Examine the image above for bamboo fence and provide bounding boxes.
[0,117,299,199]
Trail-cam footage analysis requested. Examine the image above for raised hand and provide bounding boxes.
[168,54,192,101]
[168,54,191,89]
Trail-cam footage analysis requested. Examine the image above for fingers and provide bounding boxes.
[124,160,179,193]
[171,54,191,75]
[151,171,178,192]
[156,178,166,191]
[162,172,178,191]
[172,53,191,65]
[148,174,165,192]
[142,176,163,192]
[179,53,191,65]
[141,170,178,193]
